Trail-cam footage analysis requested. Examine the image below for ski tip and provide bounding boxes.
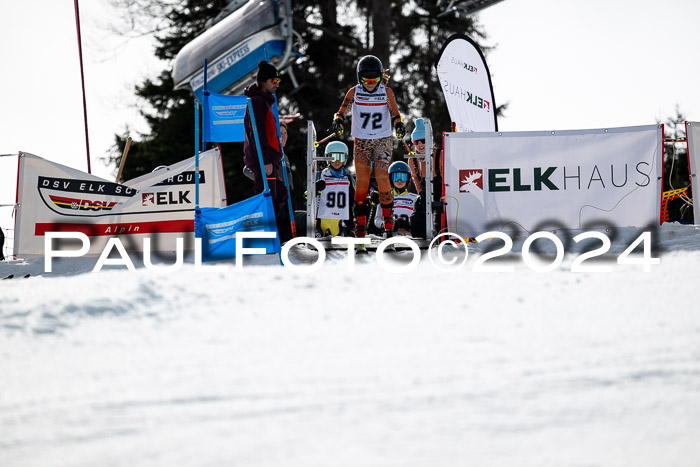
[1,274,30,280]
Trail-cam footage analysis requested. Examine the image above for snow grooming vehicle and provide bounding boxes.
[173,0,299,100]
[306,120,436,251]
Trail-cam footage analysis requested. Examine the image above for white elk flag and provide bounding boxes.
[435,34,498,133]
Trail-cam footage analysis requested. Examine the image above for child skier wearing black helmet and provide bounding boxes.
[372,161,419,236]
[332,55,405,252]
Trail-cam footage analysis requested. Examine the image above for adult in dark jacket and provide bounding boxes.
[243,61,291,241]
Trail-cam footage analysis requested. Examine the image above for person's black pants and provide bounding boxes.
[251,164,291,243]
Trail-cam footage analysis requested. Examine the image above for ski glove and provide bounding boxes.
[304,180,326,200]
[394,120,406,139]
[415,193,426,212]
[332,115,344,137]
[394,216,411,231]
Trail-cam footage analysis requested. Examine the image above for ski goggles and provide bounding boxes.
[413,139,426,145]
[328,152,347,163]
[360,76,380,85]
[271,78,281,85]
[391,172,410,183]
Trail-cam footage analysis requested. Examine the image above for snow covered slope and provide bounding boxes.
[1,224,699,466]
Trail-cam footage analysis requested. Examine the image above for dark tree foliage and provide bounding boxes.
[106,0,500,208]
[388,1,498,137]
[659,108,693,223]
[660,108,690,191]
[106,0,234,189]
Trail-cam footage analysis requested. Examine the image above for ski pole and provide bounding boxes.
[402,140,414,155]
[313,132,335,148]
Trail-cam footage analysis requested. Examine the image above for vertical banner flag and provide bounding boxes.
[686,121,700,224]
[435,34,498,132]
[194,97,282,262]
[202,93,247,143]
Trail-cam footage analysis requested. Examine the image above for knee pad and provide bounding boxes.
[378,191,393,205]
[354,202,369,218]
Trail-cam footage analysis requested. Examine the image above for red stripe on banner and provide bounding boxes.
[355,102,386,106]
[324,181,349,186]
[685,122,694,216]
[48,195,79,204]
[660,124,666,225]
[14,154,21,260]
[15,153,21,205]
[34,219,194,236]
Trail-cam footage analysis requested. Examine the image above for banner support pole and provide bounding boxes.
[425,119,434,239]
[248,97,282,262]
[195,99,201,209]
[115,137,132,184]
[248,99,270,193]
[306,121,317,238]
[271,96,296,238]
[266,46,297,238]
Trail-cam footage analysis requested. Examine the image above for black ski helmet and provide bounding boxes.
[357,55,383,82]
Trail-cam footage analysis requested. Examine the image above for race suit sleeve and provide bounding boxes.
[335,87,356,119]
[386,87,401,122]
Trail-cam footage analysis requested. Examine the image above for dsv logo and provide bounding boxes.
[49,195,118,212]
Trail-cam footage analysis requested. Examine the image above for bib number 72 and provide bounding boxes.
[360,112,382,130]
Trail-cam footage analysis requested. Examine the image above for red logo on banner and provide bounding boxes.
[459,169,483,192]
[48,195,118,211]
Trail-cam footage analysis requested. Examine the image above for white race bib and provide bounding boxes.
[374,191,418,230]
[316,169,351,220]
[351,84,392,139]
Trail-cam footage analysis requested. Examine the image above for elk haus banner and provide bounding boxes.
[14,148,227,257]
[444,125,663,236]
[435,34,498,133]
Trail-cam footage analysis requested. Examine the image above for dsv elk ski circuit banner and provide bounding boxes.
[13,148,227,257]
[443,124,663,237]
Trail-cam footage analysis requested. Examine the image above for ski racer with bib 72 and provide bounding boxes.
[332,55,405,253]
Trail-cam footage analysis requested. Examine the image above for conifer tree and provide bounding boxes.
[107,0,498,206]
